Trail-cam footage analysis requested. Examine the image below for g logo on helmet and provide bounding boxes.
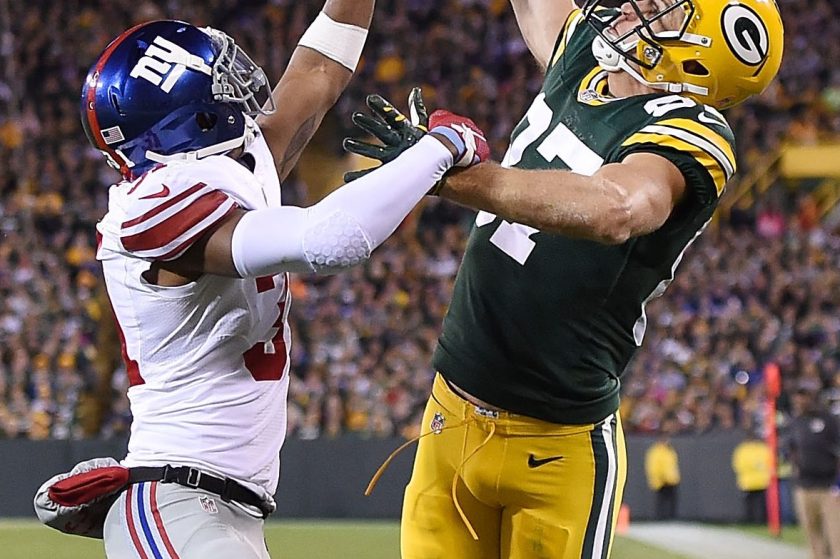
[721,4,770,66]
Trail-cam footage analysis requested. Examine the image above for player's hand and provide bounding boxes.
[427,110,490,168]
[343,88,428,183]
[343,87,489,185]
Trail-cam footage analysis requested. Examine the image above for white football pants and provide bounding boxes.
[103,481,270,558]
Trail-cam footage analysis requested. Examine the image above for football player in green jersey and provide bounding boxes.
[347,0,784,557]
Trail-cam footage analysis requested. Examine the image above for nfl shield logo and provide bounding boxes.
[579,89,598,102]
[430,412,445,434]
[199,495,219,514]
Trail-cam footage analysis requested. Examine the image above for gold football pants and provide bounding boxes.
[401,373,626,559]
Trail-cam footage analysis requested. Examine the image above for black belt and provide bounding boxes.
[128,465,273,518]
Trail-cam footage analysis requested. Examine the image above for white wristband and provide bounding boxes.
[298,12,368,72]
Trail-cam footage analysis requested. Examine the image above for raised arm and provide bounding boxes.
[438,153,687,244]
[257,1,375,180]
[510,0,579,69]
[147,110,489,285]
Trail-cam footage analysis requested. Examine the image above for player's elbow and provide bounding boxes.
[310,63,352,108]
[594,220,633,245]
[286,62,350,113]
[590,178,634,245]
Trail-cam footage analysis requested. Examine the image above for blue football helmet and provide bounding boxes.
[81,20,275,180]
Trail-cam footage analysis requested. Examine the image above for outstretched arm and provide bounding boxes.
[149,111,489,282]
[510,0,578,69]
[143,137,451,285]
[438,152,687,244]
[339,88,686,245]
[258,0,375,180]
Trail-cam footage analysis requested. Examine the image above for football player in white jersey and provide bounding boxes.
[32,4,489,558]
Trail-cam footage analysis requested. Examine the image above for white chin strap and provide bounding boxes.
[145,117,258,165]
[591,36,709,97]
[592,35,632,73]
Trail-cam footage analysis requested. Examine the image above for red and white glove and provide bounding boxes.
[428,110,490,168]
[34,457,129,539]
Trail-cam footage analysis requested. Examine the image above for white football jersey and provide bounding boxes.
[96,127,290,499]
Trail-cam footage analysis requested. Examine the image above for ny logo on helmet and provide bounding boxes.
[130,35,212,93]
[721,4,770,67]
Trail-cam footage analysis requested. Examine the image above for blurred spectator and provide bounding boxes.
[644,419,681,521]
[785,388,840,559]
[732,431,772,524]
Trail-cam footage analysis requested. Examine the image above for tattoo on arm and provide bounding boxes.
[279,114,318,177]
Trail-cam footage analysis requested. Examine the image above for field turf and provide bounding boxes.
[1,519,692,559]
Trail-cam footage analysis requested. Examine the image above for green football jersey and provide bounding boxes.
[433,9,737,424]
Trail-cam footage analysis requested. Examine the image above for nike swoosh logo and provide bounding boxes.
[528,454,564,468]
[698,112,726,127]
[139,184,171,200]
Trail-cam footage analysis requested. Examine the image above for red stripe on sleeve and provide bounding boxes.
[121,191,231,254]
[122,182,207,228]
[154,203,238,261]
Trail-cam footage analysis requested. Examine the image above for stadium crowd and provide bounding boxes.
[0,0,838,440]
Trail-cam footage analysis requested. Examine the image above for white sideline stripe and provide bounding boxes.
[627,523,808,559]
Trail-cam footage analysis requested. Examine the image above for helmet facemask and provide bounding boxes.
[584,0,714,99]
[584,0,695,71]
[202,27,276,117]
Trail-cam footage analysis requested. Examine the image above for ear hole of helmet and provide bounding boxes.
[109,87,126,117]
[682,60,709,76]
[196,112,218,131]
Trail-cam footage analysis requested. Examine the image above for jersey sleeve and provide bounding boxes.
[119,175,239,262]
[546,7,623,72]
[616,107,737,204]
[547,9,586,70]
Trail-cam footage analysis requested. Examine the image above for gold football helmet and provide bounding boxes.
[583,0,785,109]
